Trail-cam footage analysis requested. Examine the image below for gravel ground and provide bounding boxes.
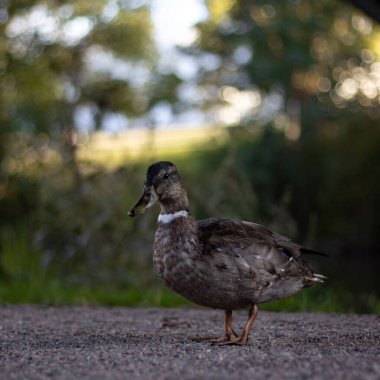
[0,306,379,380]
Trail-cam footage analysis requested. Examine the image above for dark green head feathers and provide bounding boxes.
[145,161,179,188]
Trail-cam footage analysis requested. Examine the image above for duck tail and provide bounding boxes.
[311,273,327,283]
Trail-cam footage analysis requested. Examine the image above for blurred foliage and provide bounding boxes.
[192,0,380,111]
[0,0,180,152]
[183,0,380,243]
[0,0,379,312]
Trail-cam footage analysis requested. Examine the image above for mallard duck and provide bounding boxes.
[129,161,325,345]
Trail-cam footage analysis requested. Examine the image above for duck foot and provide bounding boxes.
[216,304,258,346]
[214,336,248,346]
[191,305,258,346]
[191,335,235,343]
[191,310,238,343]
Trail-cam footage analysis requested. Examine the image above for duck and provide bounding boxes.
[128,161,325,345]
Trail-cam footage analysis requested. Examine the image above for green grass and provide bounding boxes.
[0,224,379,313]
[260,286,380,314]
[1,277,379,313]
[0,280,187,307]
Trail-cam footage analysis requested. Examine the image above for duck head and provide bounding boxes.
[128,161,189,216]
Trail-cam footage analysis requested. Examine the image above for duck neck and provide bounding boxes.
[158,188,190,215]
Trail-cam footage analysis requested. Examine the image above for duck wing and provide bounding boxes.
[197,218,323,285]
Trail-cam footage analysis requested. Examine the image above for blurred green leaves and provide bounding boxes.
[190,0,380,123]
[91,9,154,59]
[0,0,156,142]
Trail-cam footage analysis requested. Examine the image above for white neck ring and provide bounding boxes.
[158,210,189,224]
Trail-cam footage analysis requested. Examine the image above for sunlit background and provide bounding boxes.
[0,0,379,312]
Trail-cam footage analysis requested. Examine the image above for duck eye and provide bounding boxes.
[163,173,170,179]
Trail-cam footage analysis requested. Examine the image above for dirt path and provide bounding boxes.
[0,306,379,379]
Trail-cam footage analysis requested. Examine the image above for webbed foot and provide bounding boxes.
[191,332,237,344]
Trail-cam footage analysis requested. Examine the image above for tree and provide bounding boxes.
[187,0,379,131]
[183,0,380,243]
[0,0,155,169]
[0,0,159,270]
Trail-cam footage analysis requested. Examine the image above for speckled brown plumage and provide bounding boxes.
[129,161,325,345]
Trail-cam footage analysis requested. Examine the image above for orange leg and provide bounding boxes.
[192,310,238,343]
[218,304,258,345]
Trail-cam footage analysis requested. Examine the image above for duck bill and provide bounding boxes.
[128,187,158,217]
